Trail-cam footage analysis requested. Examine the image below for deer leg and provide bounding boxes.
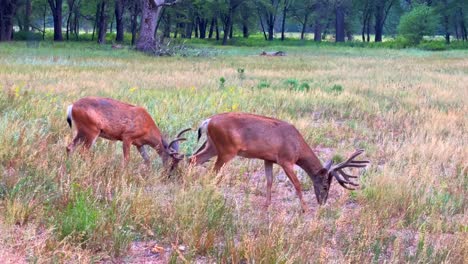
[213,153,236,173]
[189,140,218,165]
[66,130,86,155]
[122,138,132,166]
[280,163,308,213]
[264,160,274,208]
[137,145,150,166]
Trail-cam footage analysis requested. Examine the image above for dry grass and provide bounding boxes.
[0,42,467,263]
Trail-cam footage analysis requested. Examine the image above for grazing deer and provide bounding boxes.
[66,97,190,170]
[190,112,369,211]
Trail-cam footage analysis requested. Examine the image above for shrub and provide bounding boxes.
[55,188,101,242]
[174,185,234,255]
[284,78,299,90]
[257,80,270,89]
[324,84,344,94]
[13,30,43,41]
[418,41,447,51]
[219,77,226,89]
[397,5,439,45]
[298,82,311,92]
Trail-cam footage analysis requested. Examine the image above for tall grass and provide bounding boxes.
[0,42,466,262]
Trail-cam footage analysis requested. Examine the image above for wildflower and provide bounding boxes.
[129,87,138,93]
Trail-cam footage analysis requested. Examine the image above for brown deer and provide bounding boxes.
[66,97,190,170]
[189,112,369,211]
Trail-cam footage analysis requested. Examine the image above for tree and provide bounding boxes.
[220,0,245,45]
[257,0,281,41]
[280,0,293,40]
[48,0,63,40]
[66,0,77,40]
[291,0,315,40]
[374,0,397,42]
[398,4,439,44]
[115,0,125,42]
[96,0,108,44]
[335,0,345,42]
[0,0,18,41]
[136,0,179,52]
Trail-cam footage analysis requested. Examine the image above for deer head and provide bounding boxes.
[313,149,369,205]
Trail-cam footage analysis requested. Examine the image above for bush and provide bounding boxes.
[418,41,447,51]
[257,80,270,89]
[13,30,43,41]
[284,78,299,90]
[324,84,344,94]
[397,5,439,45]
[56,188,101,242]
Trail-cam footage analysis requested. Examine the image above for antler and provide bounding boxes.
[328,149,370,190]
[166,128,191,160]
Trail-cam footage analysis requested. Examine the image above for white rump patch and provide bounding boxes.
[67,104,73,123]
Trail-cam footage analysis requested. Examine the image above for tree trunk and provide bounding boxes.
[194,18,199,38]
[48,0,63,41]
[229,18,233,39]
[66,0,75,40]
[163,13,171,38]
[280,4,287,41]
[208,17,215,38]
[215,18,219,40]
[0,0,17,41]
[301,13,309,40]
[374,2,384,42]
[460,8,467,41]
[267,14,274,41]
[43,3,47,40]
[199,18,206,38]
[222,7,232,45]
[335,5,345,42]
[242,22,248,38]
[314,18,322,42]
[109,13,114,33]
[115,0,124,42]
[184,20,192,38]
[136,0,164,51]
[74,6,79,40]
[130,1,138,45]
[92,3,98,41]
[25,0,31,32]
[97,1,107,44]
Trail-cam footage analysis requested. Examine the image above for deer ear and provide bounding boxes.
[317,168,328,176]
[324,160,333,171]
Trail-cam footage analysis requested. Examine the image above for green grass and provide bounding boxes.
[0,41,466,262]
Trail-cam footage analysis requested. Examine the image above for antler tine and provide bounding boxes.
[338,169,358,179]
[167,137,187,151]
[331,171,358,190]
[176,128,191,138]
[331,149,369,171]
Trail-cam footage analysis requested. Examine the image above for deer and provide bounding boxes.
[189,112,369,212]
[66,96,190,170]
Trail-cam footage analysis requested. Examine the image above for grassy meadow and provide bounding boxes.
[0,41,467,263]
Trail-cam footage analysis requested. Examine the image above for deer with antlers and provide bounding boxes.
[190,112,369,211]
[66,97,189,170]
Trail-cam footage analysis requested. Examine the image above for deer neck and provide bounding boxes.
[297,149,324,181]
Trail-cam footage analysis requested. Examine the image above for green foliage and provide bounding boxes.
[324,84,344,94]
[13,31,43,41]
[417,41,447,51]
[55,188,101,242]
[219,77,226,89]
[398,5,440,45]
[237,68,245,80]
[284,78,299,90]
[174,185,234,255]
[257,80,271,89]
